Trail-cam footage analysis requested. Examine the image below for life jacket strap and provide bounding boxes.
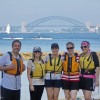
[62,74,80,81]
[49,54,52,66]
[7,52,12,60]
[32,76,43,79]
[81,68,95,74]
[46,70,62,74]
[80,74,95,78]
[57,55,61,66]
[49,54,61,66]
[63,71,79,75]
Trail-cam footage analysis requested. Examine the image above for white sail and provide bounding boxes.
[6,24,10,34]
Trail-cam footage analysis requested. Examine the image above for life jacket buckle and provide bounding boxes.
[83,69,90,74]
[85,70,89,73]
[51,71,55,73]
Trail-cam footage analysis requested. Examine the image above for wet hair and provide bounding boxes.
[66,42,75,48]
[12,40,22,47]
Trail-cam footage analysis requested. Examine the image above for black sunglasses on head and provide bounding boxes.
[67,47,74,50]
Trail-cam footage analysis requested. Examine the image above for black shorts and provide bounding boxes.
[1,86,20,100]
[62,80,79,90]
[45,79,61,88]
[80,76,95,91]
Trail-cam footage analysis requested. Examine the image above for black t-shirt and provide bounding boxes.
[92,52,99,68]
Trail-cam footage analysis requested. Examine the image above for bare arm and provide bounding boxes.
[95,67,100,86]
[92,52,100,86]
[27,60,35,91]
[0,53,16,71]
[22,64,26,72]
[0,64,15,71]
[27,67,33,86]
[0,66,8,71]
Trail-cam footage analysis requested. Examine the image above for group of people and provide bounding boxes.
[0,40,100,100]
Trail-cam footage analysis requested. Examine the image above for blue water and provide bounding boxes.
[0,33,100,53]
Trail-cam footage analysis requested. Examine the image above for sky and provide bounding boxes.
[0,0,100,26]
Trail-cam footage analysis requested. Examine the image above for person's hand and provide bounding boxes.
[95,79,99,86]
[7,64,16,70]
[22,64,26,72]
[30,85,35,91]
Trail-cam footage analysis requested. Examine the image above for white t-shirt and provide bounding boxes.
[27,60,44,85]
[0,53,23,90]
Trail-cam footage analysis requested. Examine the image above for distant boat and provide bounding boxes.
[2,37,23,40]
[31,37,52,40]
[6,24,10,34]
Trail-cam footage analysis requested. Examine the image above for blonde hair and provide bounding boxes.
[32,52,42,60]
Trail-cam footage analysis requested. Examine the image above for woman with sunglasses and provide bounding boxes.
[45,43,63,100]
[79,41,100,100]
[27,47,45,100]
[62,42,80,100]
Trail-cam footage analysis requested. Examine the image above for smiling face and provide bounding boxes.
[81,46,89,54]
[81,41,90,54]
[51,47,59,55]
[34,51,41,58]
[66,44,74,54]
[12,42,21,54]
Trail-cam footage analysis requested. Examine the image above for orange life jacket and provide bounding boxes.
[62,53,80,75]
[5,52,23,75]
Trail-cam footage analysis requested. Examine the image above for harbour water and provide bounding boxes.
[0,33,100,100]
[0,33,100,53]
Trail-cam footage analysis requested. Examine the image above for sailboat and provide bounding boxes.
[6,24,10,34]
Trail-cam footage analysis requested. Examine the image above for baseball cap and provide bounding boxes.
[51,43,59,49]
[33,47,41,52]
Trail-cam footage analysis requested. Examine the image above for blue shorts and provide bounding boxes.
[45,80,61,88]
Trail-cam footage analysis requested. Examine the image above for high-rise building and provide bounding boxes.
[21,21,27,33]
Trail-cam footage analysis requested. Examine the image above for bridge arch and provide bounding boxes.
[26,16,86,30]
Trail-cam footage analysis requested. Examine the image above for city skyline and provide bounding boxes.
[0,0,100,26]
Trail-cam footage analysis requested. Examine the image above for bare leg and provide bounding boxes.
[53,88,60,100]
[82,90,92,100]
[70,90,78,100]
[64,90,70,100]
[46,87,54,100]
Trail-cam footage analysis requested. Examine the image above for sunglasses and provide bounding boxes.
[67,47,74,50]
[81,46,88,49]
[34,51,41,53]
[51,47,59,49]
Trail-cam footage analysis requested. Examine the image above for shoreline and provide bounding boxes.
[0,51,100,61]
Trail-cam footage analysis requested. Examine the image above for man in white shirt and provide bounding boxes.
[0,40,25,100]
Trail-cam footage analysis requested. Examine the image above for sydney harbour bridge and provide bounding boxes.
[1,16,89,33]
